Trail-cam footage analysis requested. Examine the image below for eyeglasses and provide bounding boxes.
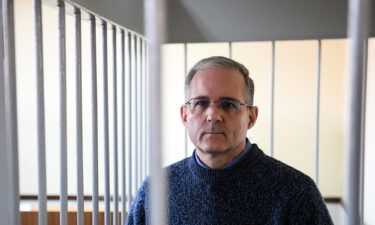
[184,98,252,114]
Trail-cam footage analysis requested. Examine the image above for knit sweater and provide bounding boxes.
[126,144,334,225]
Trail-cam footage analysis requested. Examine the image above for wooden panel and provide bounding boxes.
[21,211,124,225]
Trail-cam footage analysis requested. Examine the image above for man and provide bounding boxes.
[127,56,333,224]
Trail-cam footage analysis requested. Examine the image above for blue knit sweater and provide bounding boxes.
[126,144,334,225]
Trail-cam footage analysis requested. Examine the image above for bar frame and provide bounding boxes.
[120,28,127,225]
[57,1,68,225]
[33,0,48,224]
[136,35,143,186]
[144,0,167,224]
[102,20,111,225]
[314,39,322,185]
[0,0,20,224]
[183,42,188,157]
[74,7,84,225]
[345,0,370,224]
[90,14,99,225]
[112,24,119,225]
[125,30,133,211]
[270,41,275,157]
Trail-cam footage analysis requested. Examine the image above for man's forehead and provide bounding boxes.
[188,68,247,100]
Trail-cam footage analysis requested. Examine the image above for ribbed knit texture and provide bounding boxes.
[126,144,334,225]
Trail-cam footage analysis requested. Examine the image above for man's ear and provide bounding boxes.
[247,106,258,129]
[180,105,188,127]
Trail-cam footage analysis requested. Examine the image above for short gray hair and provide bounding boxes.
[185,56,255,106]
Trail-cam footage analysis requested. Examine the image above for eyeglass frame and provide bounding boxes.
[184,97,253,114]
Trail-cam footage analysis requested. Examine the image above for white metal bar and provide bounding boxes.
[57,1,68,225]
[112,24,119,225]
[141,38,147,180]
[270,41,275,157]
[314,40,322,186]
[33,0,47,224]
[145,42,150,175]
[102,21,111,225]
[228,42,232,59]
[359,39,368,225]
[120,28,127,225]
[144,0,167,224]
[0,2,8,224]
[184,43,188,157]
[345,0,370,224]
[126,31,133,211]
[0,0,20,224]
[133,34,140,189]
[74,8,84,225]
[131,33,138,191]
[90,14,99,225]
[136,35,142,186]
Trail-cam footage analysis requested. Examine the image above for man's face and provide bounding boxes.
[181,67,258,155]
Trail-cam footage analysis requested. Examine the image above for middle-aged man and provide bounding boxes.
[126,56,334,225]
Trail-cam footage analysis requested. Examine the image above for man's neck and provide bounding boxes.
[196,141,246,169]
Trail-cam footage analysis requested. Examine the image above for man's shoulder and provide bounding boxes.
[251,144,316,191]
[165,157,191,174]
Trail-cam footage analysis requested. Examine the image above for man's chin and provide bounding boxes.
[198,143,227,154]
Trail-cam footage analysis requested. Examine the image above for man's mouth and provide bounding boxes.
[202,132,225,136]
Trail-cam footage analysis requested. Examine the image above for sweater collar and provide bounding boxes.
[189,142,262,183]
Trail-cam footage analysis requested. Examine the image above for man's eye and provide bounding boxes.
[194,100,209,107]
[220,100,238,110]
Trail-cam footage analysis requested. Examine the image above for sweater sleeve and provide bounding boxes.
[287,183,334,225]
[126,179,149,225]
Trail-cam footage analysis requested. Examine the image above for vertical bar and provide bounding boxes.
[359,39,368,225]
[345,0,370,224]
[131,33,138,191]
[136,35,142,186]
[183,43,188,157]
[144,41,149,176]
[270,41,275,157]
[33,0,47,224]
[120,28,127,225]
[57,1,67,225]
[126,31,133,211]
[1,0,20,224]
[112,24,119,225]
[102,21,111,225]
[228,42,232,59]
[133,34,139,189]
[0,1,8,223]
[90,14,99,225]
[314,40,322,186]
[74,7,84,225]
[144,0,167,224]
[139,37,143,181]
[141,38,147,180]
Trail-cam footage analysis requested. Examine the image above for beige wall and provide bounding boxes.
[161,44,186,166]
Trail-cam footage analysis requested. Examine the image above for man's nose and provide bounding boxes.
[205,103,223,122]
